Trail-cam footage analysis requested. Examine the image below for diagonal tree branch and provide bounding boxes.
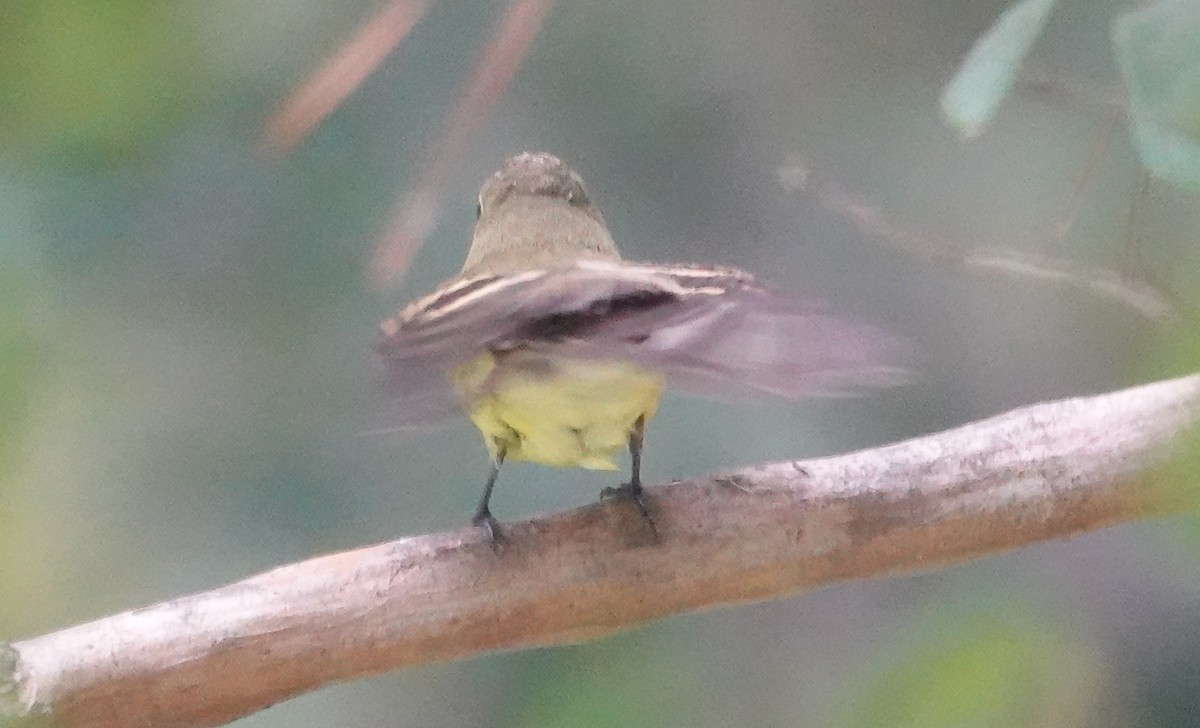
[3,374,1199,728]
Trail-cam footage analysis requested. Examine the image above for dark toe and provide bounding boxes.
[472,512,505,549]
[599,483,658,540]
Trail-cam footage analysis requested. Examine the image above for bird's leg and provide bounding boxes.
[627,414,645,498]
[601,416,656,535]
[472,446,506,546]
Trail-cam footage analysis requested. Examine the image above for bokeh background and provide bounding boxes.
[2,0,1199,726]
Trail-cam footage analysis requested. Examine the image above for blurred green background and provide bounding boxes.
[2,0,1199,726]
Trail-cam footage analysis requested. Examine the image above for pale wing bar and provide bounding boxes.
[376,262,689,426]
[376,260,908,425]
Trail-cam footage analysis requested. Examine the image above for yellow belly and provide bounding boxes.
[450,350,664,469]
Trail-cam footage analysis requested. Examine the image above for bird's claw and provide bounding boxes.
[472,510,505,550]
[600,481,658,539]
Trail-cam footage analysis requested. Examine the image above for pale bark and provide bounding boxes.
[3,374,1198,728]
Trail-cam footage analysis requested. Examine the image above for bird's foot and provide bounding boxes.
[471,509,505,550]
[600,480,658,539]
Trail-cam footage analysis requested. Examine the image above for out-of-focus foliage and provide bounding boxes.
[0,2,208,165]
[0,716,52,728]
[943,0,1200,191]
[508,631,701,728]
[1113,0,1200,190]
[0,241,49,640]
[1159,265,1200,544]
[833,606,1097,728]
[0,265,43,488]
[941,0,1061,138]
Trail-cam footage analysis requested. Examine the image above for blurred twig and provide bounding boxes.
[818,66,1179,322]
[367,0,556,287]
[4,374,1199,728]
[1040,113,1121,255]
[262,0,439,155]
[260,0,554,287]
[1121,169,1152,278]
[777,156,1179,322]
[962,247,1176,321]
[1015,69,1127,116]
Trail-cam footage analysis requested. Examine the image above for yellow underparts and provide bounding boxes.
[449,350,664,469]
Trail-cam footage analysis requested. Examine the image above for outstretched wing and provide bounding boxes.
[376,259,909,427]
[601,262,910,398]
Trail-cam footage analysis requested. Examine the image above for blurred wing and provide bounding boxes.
[376,260,910,426]
[375,262,685,427]
[552,262,911,400]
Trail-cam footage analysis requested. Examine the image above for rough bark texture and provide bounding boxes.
[3,374,1198,728]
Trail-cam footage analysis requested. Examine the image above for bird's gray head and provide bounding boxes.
[462,152,618,276]
[477,152,599,220]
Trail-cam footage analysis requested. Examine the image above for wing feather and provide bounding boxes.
[376,260,909,426]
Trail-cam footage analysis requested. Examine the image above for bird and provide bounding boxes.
[377,151,907,542]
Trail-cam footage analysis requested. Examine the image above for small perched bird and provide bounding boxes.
[378,152,907,541]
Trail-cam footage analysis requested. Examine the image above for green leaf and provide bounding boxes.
[1113,0,1200,190]
[941,0,1060,138]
